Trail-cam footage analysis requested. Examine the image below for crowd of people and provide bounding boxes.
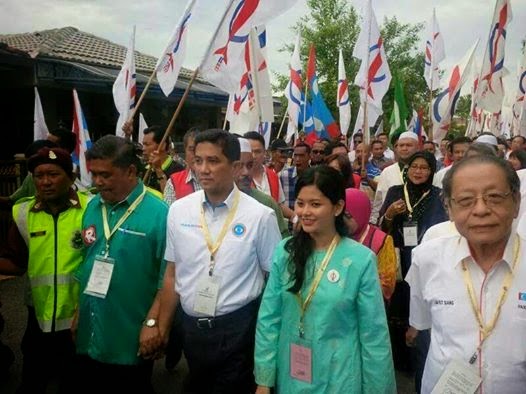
[1,124,526,394]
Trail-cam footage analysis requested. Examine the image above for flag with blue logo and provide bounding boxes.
[72,89,92,188]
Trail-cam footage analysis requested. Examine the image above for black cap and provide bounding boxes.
[270,139,289,151]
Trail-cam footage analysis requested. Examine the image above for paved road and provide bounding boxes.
[0,275,414,393]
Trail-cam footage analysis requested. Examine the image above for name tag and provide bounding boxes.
[193,275,220,316]
[84,255,115,298]
[431,359,482,394]
[290,342,312,383]
[403,221,418,247]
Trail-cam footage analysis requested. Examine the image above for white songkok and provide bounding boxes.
[398,131,419,141]
[475,134,498,147]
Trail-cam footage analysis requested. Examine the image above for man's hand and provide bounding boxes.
[138,325,164,360]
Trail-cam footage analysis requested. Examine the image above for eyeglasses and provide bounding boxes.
[312,150,324,154]
[409,165,431,172]
[450,191,512,209]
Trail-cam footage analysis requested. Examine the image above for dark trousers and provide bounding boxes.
[182,299,259,394]
[17,306,75,394]
[165,303,184,369]
[75,355,154,394]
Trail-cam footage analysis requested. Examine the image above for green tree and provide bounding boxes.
[276,0,426,135]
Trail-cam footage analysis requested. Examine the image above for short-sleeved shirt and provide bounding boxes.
[165,186,281,317]
[279,166,298,210]
[76,181,168,365]
[406,234,526,393]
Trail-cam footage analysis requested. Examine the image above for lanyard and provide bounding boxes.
[101,185,146,257]
[403,183,430,220]
[462,235,520,364]
[296,235,340,337]
[200,189,240,276]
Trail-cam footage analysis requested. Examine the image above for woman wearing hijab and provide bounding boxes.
[345,188,396,301]
[255,166,395,394]
[379,151,448,392]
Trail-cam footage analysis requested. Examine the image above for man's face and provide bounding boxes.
[440,140,449,156]
[497,144,507,158]
[248,139,266,168]
[142,133,160,157]
[448,163,519,249]
[90,159,137,204]
[293,146,310,171]
[271,149,288,171]
[310,142,325,164]
[236,152,255,193]
[452,143,470,162]
[371,142,384,159]
[378,135,388,148]
[355,143,370,162]
[511,137,524,151]
[396,138,418,161]
[353,136,363,146]
[33,164,73,202]
[194,142,238,195]
[184,137,196,170]
[424,142,436,155]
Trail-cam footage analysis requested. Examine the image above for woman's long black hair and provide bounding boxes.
[285,166,348,293]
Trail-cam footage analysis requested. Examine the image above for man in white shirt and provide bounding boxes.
[371,131,419,224]
[406,155,526,393]
[378,132,395,161]
[433,136,471,188]
[158,129,281,393]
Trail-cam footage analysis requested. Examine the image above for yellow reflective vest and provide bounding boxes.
[12,193,88,332]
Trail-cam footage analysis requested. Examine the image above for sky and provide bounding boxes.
[1,0,525,104]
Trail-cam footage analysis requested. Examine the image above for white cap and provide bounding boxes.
[475,134,498,147]
[238,137,252,153]
[398,131,419,141]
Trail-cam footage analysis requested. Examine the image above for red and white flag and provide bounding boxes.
[353,0,391,112]
[113,26,136,137]
[512,50,526,136]
[34,87,49,141]
[337,49,351,136]
[72,89,92,188]
[432,40,479,142]
[475,0,512,113]
[424,8,446,91]
[199,0,297,94]
[156,0,196,97]
[284,34,303,142]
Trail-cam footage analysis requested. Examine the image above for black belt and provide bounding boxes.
[184,298,260,330]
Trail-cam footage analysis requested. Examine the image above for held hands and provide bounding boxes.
[386,198,406,219]
[138,325,164,360]
[405,326,419,348]
[255,386,271,394]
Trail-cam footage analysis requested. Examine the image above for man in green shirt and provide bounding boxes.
[74,135,167,393]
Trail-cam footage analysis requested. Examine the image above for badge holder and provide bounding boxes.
[431,359,482,394]
[290,334,313,384]
[403,220,418,247]
[84,254,115,299]
[193,274,221,316]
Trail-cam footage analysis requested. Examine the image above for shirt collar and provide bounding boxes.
[452,233,518,270]
[31,188,82,213]
[99,180,143,207]
[202,184,238,209]
[186,168,197,184]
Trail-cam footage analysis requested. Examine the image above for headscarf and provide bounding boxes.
[404,151,437,221]
[345,188,371,240]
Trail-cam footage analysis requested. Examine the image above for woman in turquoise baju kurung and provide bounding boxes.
[254,166,396,394]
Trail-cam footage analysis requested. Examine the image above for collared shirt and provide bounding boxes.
[253,166,286,204]
[370,162,405,224]
[370,156,394,172]
[163,169,201,206]
[76,181,168,365]
[406,234,526,394]
[432,164,452,189]
[384,147,395,160]
[165,186,281,317]
[279,166,298,210]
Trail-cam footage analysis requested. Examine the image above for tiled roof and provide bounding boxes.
[0,26,195,79]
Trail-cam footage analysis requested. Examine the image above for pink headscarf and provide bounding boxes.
[345,188,371,240]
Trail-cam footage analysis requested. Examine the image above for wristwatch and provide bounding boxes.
[143,318,157,328]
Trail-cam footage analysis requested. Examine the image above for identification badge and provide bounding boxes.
[431,359,482,394]
[84,255,115,298]
[193,274,221,316]
[290,341,313,383]
[403,221,418,247]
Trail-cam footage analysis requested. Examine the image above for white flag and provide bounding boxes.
[199,0,297,94]
[138,113,148,144]
[156,0,196,97]
[72,89,92,188]
[34,87,49,141]
[113,26,136,137]
[424,8,446,90]
[284,34,303,140]
[475,0,512,113]
[511,50,526,136]
[353,0,391,111]
[337,49,351,136]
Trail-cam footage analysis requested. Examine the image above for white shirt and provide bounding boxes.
[384,147,395,160]
[370,162,404,224]
[253,166,286,204]
[432,164,452,189]
[421,221,458,243]
[406,234,526,394]
[165,186,281,317]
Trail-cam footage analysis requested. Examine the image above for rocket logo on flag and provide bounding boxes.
[337,49,351,136]
[424,8,445,90]
[214,0,260,69]
[72,89,92,188]
[163,13,191,73]
[367,37,388,100]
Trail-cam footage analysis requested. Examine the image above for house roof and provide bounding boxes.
[0,26,195,79]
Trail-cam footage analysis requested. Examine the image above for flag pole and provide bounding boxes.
[249,29,264,128]
[361,0,372,178]
[276,111,289,139]
[142,68,199,182]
